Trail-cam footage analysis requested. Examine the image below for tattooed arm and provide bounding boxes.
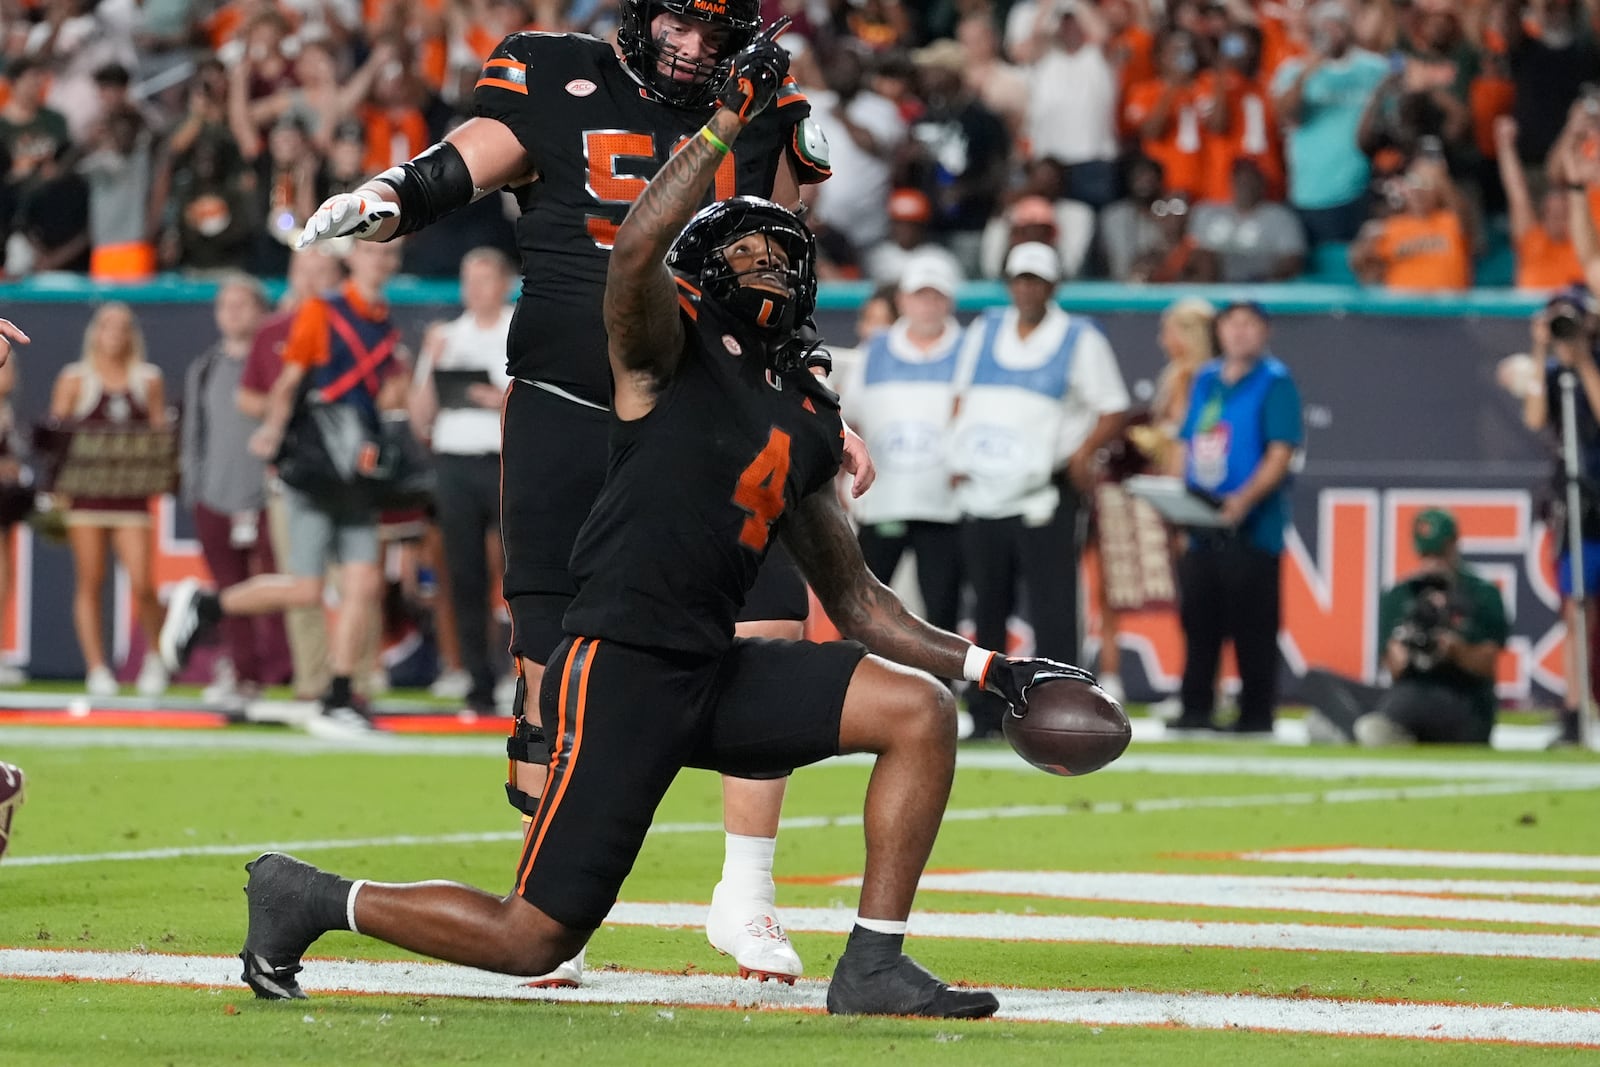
[604,108,747,420]
[780,487,971,679]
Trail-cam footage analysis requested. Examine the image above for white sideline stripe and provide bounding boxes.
[4,726,1599,784]
[2,949,1597,1045]
[603,902,1600,961]
[830,871,1600,927]
[9,780,1593,869]
[1245,849,1600,872]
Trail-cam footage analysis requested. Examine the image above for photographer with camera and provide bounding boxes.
[1519,285,1600,748]
[1304,509,1509,746]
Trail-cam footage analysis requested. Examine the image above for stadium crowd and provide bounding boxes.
[4,0,1600,290]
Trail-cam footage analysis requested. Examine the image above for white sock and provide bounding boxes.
[854,915,908,936]
[720,832,777,900]
[346,879,366,934]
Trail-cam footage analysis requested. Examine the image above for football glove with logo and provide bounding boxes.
[980,657,1097,714]
[296,193,400,249]
[719,17,791,123]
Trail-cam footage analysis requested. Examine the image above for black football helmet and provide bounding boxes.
[618,0,762,109]
[668,196,817,348]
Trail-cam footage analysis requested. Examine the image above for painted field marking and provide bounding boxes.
[827,871,1600,927]
[601,902,1600,960]
[4,727,1599,784]
[1242,849,1600,872]
[9,780,1595,870]
[2,949,1597,1046]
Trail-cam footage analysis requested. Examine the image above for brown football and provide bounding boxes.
[1002,677,1131,776]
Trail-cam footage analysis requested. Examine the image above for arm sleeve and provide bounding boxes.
[1177,376,1205,442]
[1262,373,1304,447]
[1070,327,1131,416]
[1376,584,1404,659]
[240,323,279,392]
[281,299,330,370]
[470,33,548,171]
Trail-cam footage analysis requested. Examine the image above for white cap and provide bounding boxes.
[1004,241,1061,283]
[898,251,963,299]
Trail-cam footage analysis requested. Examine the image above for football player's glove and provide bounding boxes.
[295,192,400,249]
[980,657,1096,714]
[719,17,791,123]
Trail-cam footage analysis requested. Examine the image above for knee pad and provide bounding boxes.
[504,674,548,817]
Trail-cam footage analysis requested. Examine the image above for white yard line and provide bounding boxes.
[828,871,1600,926]
[4,727,1599,784]
[1,949,1597,1045]
[9,780,1593,869]
[601,902,1600,960]
[1243,849,1600,872]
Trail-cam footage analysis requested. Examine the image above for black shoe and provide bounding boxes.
[1548,710,1583,751]
[826,948,999,1019]
[239,853,329,1000]
[1166,713,1215,734]
[305,701,376,739]
[158,578,217,673]
[1223,719,1275,739]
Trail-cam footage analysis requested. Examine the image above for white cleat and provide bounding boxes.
[522,947,584,989]
[705,882,803,984]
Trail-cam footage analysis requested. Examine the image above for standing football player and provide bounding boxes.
[287,3,853,986]
[237,33,1086,1015]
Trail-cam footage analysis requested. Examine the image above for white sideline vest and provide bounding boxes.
[850,319,964,526]
[425,307,513,456]
[949,308,1087,524]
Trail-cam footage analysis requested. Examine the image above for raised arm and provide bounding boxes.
[603,20,794,418]
[602,107,743,413]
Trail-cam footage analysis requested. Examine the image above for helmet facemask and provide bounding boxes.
[668,197,819,356]
[618,0,760,109]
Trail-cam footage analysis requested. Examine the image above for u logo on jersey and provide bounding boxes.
[764,368,783,392]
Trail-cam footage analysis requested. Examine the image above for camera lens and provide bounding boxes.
[1552,313,1581,340]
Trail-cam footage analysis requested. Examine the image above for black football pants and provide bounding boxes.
[1300,669,1491,744]
[1178,534,1282,730]
[433,452,502,708]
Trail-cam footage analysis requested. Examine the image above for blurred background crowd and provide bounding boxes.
[7,0,1600,291]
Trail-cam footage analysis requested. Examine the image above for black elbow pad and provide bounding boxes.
[371,141,476,237]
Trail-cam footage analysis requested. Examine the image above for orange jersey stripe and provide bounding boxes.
[515,639,597,895]
[677,294,698,320]
[475,76,528,95]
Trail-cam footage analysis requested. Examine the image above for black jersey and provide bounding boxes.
[472,33,829,407]
[565,278,844,657]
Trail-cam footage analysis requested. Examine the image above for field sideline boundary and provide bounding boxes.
[2,948,1598,1046]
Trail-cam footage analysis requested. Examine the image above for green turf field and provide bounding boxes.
[3,720,1599,1064]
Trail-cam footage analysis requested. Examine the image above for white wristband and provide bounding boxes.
[964,646,997,684]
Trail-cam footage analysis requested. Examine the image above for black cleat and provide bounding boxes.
[240,852,329,1000]
[826,949,999,1019]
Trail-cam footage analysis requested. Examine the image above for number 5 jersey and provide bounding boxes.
[472,32,830,408]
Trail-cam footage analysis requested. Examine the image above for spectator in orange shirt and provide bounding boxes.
[1349,155,1474,290]
[1496,115,1584,291]
[1124,30,1205,196]
[1103,0,1156,112]
[1194,23,1286,204]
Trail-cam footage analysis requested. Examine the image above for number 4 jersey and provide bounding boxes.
[564,279,844,657]
[472,32,830,407]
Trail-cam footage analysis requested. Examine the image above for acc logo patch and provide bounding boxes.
[722,334,742,356]
[565,79,597,97]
